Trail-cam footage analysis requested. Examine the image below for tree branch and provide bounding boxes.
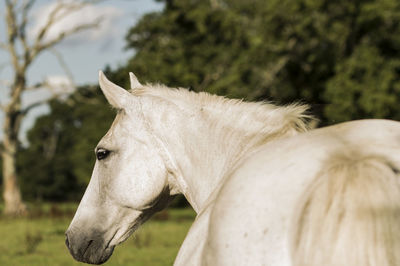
[5,0,21,72]
[25,82,44,91]
[20,0,36,31]
[35,2,74,44]
[21,73,77,114]
[49,48,76,87]
[38,20,101,52]
[33,1,89,46]
[2,0,103,114]
[19,0,36,66]
[21,86,73,115]
[21,98,49,115]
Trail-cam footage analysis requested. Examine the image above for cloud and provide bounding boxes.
[44,75,76,95]
[29,0,123,47]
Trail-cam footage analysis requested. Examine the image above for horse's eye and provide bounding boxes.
[96,148,110,161]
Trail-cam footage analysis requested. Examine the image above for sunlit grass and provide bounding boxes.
[0,205,195,266]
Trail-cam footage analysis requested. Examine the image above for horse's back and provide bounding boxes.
[203,119,400,266]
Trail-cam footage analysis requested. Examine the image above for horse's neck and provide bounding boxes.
[143,95,308,213]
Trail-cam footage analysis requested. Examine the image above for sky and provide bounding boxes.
[0,0,164,143]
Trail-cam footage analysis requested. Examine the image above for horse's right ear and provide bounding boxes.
[99,71,132,109]
[129,72,142,90]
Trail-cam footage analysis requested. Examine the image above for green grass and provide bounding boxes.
[0,205,195,266]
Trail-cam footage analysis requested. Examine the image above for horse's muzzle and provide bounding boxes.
[65,229,115,265]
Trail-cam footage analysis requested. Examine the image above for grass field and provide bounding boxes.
[0,203,195,266]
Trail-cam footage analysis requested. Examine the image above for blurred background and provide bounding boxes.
[0,0,399,265]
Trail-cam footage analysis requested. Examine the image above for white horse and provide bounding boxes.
[66,72,400,266]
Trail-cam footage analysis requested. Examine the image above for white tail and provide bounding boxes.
[291,151,400,266]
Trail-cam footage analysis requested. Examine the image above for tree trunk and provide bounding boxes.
[1,0,97,216]
[1,85,27,216]
[1,136,27,216]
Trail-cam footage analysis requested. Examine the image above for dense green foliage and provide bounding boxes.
[14,0,400,201]
[124,0,400,123]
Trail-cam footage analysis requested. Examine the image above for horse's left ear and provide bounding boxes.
[99,71,132,109]
[129,72,142,90]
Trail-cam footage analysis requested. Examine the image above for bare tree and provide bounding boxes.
[0,0,101,216]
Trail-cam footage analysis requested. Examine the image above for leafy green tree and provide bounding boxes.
[325,45,400,122]
[123,0,255,97]
[123,0,400,124]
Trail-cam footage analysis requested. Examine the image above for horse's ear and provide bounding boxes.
[99,71,132,109]
[129,72,142,90]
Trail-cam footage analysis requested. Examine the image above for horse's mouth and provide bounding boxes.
[108,221,142,247]
[65,231,115,265]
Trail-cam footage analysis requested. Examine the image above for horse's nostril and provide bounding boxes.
[65,235,70,249]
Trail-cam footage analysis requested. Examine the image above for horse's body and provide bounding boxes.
[66,72,400,266]
[189,119,400,266]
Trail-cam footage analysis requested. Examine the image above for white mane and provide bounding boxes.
[132,84,314,144]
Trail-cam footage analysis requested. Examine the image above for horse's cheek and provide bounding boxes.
[117,155,166,209]
[141,155,167,203]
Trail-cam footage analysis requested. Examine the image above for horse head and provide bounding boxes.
[65,72,177,264]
